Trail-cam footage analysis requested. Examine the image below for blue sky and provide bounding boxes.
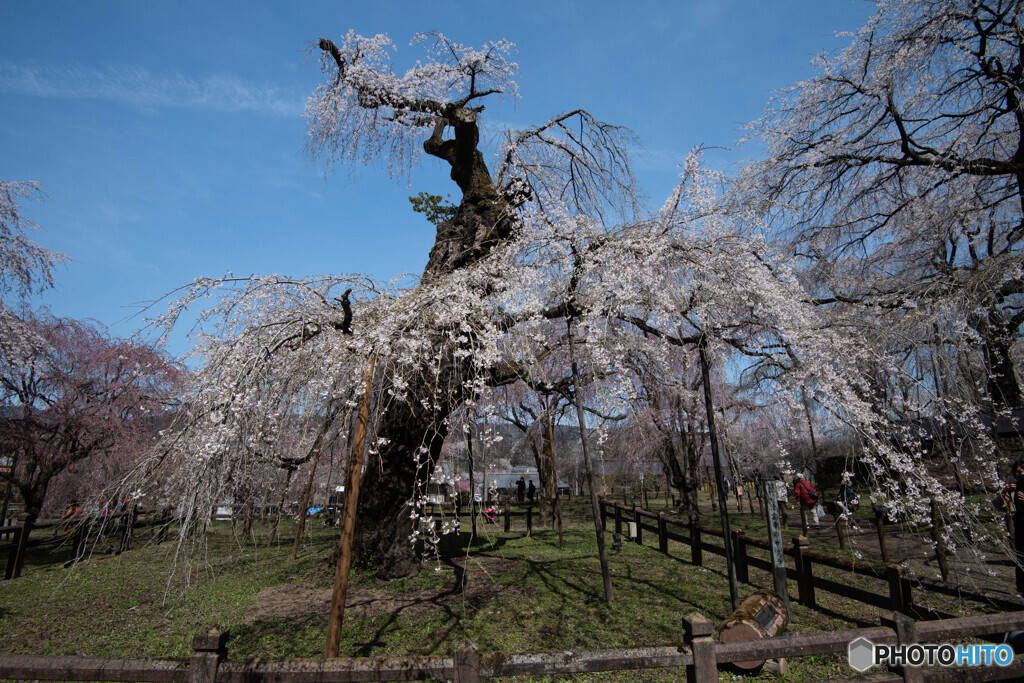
[1,1,873,358]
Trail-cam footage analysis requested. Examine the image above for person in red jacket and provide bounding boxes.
[794,473,820,530]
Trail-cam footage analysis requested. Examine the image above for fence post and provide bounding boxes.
[614,504,623,535]
[690,518,703,566]
[886,565,914,614]
[526,505,533,535]
[504,496,511,532]
[453,640,480,683]
[836,516,848,550]
[190,627,228,683]
[4,526,22,580]
[875,506,891,564]
[633,505,642,545]
[881,612,922,683]
[683,612,717,683]
[792,536,815,608]
[658,513,668,554]
[7,515,33,580]
[732,530,748,584]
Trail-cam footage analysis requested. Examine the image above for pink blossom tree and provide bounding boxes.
[0,310,181,575]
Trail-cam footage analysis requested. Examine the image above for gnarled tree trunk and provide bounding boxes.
[352,115,514,579]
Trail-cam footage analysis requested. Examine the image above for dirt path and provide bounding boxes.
[248,556,522,624]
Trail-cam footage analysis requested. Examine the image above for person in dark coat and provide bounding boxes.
[516,477,526,503]
[527,480,536,502]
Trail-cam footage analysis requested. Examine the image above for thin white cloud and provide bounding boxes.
[0,60,304,117]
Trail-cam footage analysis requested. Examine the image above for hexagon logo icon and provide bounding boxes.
[848,637,875,672]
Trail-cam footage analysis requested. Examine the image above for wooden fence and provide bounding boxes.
[597,500,1024,618]
[1,507,168,580]
[2,611,1023,682]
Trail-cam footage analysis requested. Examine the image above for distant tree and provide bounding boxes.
[0,181,67,361]
[0,312,180,534]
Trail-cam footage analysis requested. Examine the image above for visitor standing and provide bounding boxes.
[794,473,820,530]
[774,475,789,529]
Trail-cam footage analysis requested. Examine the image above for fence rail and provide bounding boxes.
[597,499,1024,617]
[3,611,1023,682]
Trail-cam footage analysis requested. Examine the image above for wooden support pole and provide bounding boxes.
[929,498,949,582]
[875,506,891,564]
[118,504,137,553]
[325,355,375,659]
[504,495,511,532]
[566,312,613,603]
[292,406,340,562]
[698,335,739,609]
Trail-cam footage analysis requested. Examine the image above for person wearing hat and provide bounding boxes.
[794,473,821,530]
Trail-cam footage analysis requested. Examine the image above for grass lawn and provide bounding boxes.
[0,511,1002,681]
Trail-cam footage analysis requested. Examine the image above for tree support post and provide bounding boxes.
[118,504,137,553]
[929,498,948,582]
[875,506,891,564]
[325,355,375,658]
[567,313,613,603]
[698,334,739,608]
